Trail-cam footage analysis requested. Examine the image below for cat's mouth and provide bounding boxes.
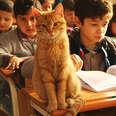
[48,32,54,36]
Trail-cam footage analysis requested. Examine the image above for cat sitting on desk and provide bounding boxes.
[32,3,84,116]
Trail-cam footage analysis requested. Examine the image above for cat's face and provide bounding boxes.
[36,4,67,40]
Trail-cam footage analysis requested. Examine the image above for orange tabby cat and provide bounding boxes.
[32,3,84,116]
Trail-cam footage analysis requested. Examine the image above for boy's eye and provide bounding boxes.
[91,23,97,26]
[5,18,10,22]
[21,17,26,22]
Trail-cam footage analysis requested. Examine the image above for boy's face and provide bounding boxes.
[0,10,13,32]
[16,9,37,38]
[79,14,112,46]
[64,9,76,27]
[42,1,53,11]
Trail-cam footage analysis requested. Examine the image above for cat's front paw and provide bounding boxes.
[58,102,68,110]
[46,104,57,112]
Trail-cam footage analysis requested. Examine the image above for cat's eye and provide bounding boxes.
[54,22,59,26]
[42,24,46,28]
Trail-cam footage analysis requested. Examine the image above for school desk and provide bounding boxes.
[1,69,116,116]
[21,87,116,116]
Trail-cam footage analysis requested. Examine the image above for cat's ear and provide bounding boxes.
[54,3,64,17]
[32,7,41,17]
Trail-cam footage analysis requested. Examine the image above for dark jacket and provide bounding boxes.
[69,28,116,71]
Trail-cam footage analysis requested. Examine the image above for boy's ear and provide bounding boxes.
[54,3,64,17]
[32,7,41,17]
[75,16,82,28]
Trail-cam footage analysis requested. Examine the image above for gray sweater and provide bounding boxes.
[0,29,37,67]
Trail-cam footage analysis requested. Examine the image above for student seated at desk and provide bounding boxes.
[62,0,77,35]
[69,0,116,71]
[0,0,15,115]
[69,0,116,116]
[0,0,37,115]
[0,0,14,34]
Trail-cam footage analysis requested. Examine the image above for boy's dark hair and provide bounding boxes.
[38,0,55,5]
[14,0,33,17]
[75,0,113,23]
[62,0,76,10]
[0,0,14,13]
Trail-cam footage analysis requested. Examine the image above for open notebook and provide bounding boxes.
[76,71,116,92]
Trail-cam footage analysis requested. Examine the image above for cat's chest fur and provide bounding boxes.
[36,36,70,77]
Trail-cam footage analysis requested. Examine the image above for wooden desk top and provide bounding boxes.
[2,69,116,114]
[21,88,116,115]
[80,89,116,112]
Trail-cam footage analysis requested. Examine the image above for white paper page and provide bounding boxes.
[76,71,116,92]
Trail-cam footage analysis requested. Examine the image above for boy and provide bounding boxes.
[0,0,37,115]
[70,0,116,71]
[39,0,55,11]
[0,0,14,33]
[62,0,77,35]
[69,0,116,115]
[62,0,76,28]
[0,0,14,115]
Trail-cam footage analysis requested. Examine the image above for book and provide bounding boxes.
[76,71,116,92]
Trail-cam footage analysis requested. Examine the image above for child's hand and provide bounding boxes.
[71,54,83,71]
[6,56,23,70]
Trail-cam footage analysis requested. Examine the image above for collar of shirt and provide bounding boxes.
[0,27,13,33]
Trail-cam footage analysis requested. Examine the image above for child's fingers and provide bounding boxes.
[71,54,83,71]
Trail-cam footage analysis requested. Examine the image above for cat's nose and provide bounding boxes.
[48,30,54,36]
